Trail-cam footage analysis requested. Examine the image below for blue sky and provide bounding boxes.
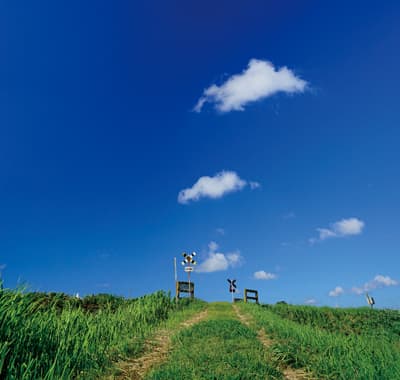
[1,1,400,307]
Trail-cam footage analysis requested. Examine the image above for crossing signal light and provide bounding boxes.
[181,252,197,266]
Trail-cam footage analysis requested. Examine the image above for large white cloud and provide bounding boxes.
[178,171,258,204]
[253,270,277,280]
[310,217,365,244]
[194,59,307,113]
[329,286,344,297]
[352,275,398,295]
[196,241,243,273]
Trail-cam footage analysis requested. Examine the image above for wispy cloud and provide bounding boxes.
[178,171,259,204]
[0,264,6,272]
[305,298,317,305]
[351,275,398,295]
[197,241,243,273]
[282,212,296,220]
[253,270,277,280]
[309,217,365,244]
[194,59,307,113]
[329,286,344,297]
[216,228,225,235]
[249,181,261,190]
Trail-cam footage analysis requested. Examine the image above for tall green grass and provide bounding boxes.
[266,304,400,341]
[0,288,179,379]
[241,303,400,379]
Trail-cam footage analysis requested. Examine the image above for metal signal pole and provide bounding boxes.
[174,257,177,282]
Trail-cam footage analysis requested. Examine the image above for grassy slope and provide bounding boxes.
[3,290,399,380]
[267,303,400,341]
[145,302,283,380]
[0,290,203,380]
[240,303,400,380]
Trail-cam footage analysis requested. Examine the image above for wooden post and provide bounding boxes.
[244,289,259,304]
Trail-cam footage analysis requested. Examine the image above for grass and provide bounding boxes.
[3,286,399,380]
[146,302,283,380]
[0,288,197,379]
[240,302,400,380]
[266,303,400,341]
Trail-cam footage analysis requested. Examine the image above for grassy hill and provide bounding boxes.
[0,289,399,379]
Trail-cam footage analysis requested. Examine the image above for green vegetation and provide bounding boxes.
[266,303,400,341]
[0,288,200,379]
[2,287,399,380]
[146,303,283,380]
[240,303,400,379]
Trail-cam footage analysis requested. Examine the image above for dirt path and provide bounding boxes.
[110,308,209,380]
[233,304,313,380]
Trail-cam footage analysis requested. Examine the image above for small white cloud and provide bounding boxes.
[216,228,225,235]
[329,286,344,297]
[208,241,219,252]
[282,212,296,220]
[249,181,261,189]
[178,171,259,204]
[194,59,307,113]
[333,218,365,236]
[305,298,317,305]
[0,264,6,272]
[374,275,398,286]
[197,242,243,273]
[352,275,398,295]
[254,270,277,280]
[226,252,242,266]
[317,228,337,240]
[310,217,365,244]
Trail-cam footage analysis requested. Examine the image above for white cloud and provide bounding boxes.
[216,228,225,235]
[194,59,307,113]
[254,270,277,280]
[208,241,219,252]
[329,286,344,297]
[310,217,365,244]
[333,218,365,236]
[305,298,317,305]
[249,181,261,189]
[351,275,398,295]
[317,228,337,240]
[282,212,296,220]
[197,241,243,273]
[178,171,259,204]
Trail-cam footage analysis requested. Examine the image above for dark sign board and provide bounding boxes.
[178,281,194,293]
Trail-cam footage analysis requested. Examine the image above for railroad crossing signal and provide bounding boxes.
[227,279,237,303]
[366,293,375,308]
[227,279,237,293]
[181,252,196,299]
[182,252,197,266]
